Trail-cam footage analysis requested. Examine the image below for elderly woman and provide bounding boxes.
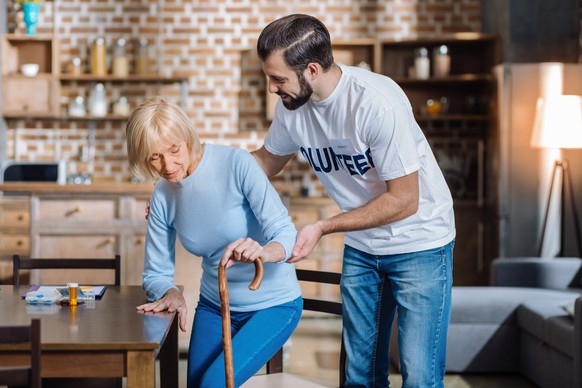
[125,96,302,387]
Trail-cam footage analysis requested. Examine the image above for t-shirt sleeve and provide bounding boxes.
[264,102,299,156]
[364,101,420,181]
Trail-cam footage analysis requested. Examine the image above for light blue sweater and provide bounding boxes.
[143,144,301,311]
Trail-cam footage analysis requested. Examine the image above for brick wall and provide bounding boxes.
[7,0,483,186]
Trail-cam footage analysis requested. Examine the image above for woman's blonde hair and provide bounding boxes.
[126,97,201,182]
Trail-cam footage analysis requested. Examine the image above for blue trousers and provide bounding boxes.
[341,242,454,387]
[187,295,303,387]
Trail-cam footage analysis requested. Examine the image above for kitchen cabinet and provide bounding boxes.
[1,34,59,116]
[0,184,346,349]
[1,34,187,120]
[28,192,145,285]
[381,34,499,285]
[0,196,30,283]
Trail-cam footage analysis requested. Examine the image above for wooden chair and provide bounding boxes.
[0,318,41,388]
[245,268,346,387]
[12,254,121,286]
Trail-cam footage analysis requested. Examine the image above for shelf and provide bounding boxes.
[59,74,188,83]
[2,34,54,42]
[415,114,490,122]
[2,112,58,120]
[4,73,54,80]
[393,74,494,84]
[2,113,129,121]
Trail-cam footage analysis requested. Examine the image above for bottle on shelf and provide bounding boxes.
[88,83,108,117]
[113,96,130,116]
[112,38,129,77]
[433,45,451,77]
[91,37,107,76]
[68,57,82,76]
[135,38,151,76]
[68,95,86,117]
[414,47,430,80]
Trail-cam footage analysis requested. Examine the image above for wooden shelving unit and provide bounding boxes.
[1,34,187,121]
[381,33,499,285]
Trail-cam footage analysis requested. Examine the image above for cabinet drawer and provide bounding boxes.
[3,76,53,114]
[38,199,117,221]
[33,235,118,285]
[0,198,30,227]
[0,234,29,253]
[131,199,150,221]
[0,208,30,227]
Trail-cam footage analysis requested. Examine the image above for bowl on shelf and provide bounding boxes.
[420,96,449,117]
[20,63,40,77]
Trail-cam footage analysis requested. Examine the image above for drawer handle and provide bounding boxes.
[16,240,23,247]
[65,206,82,217]
[135,237,145,245]
[17,214,25,222]
[97,237,115,248]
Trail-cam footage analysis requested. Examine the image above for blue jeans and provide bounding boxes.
[187,295,303,387]
[341,242,454,388]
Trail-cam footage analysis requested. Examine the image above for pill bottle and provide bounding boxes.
[68,282,79,306]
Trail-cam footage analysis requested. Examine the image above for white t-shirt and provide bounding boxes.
[264,64,456,255]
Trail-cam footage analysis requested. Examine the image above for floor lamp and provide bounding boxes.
[530,95,582,257]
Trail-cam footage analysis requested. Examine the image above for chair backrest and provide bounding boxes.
[13,254,121,286]
[265,268,346,386]
[0,318,41,388]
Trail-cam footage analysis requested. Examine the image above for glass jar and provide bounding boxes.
[433,45,451,77]
[88,83,108,117]
[69,57,82,76]
[414,47,430,80]
[91,36,107,76]
[135,38,150,76]
[68,95,86,117]
[112,96,131,116]
[112,38,129,77]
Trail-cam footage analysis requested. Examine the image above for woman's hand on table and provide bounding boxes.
[137,288,188,332]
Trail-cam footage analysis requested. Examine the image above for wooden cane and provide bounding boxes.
[219,259,264,388]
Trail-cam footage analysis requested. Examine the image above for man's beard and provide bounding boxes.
[281,71,313,111]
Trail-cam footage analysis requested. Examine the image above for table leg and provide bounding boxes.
[127,350,155,388]
[159,314,179,388]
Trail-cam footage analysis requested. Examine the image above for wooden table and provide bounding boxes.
[0,285,178,388]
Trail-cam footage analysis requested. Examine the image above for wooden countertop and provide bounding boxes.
[0,182,337,207]
[0,182,154,195]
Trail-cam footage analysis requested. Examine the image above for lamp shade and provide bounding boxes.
[530,95,582,149]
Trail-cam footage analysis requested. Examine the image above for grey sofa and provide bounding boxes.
[390,257,582,388]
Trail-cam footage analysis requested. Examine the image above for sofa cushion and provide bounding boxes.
[518,298,577,357]
[491,257,582,289]
[451,287,572,324]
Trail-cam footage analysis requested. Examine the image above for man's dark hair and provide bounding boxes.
[257,14,334,72]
